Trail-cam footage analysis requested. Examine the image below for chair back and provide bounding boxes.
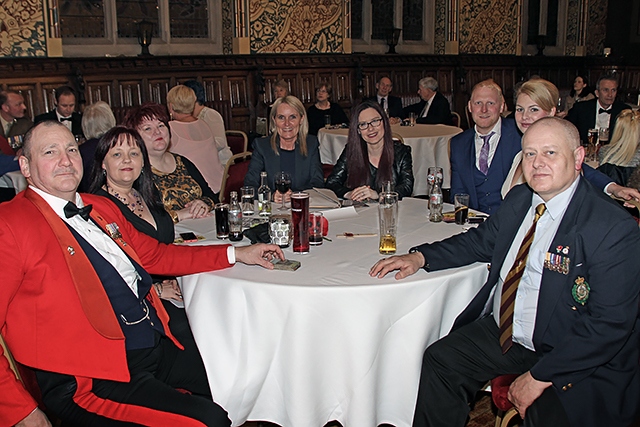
[451,111,461,128]
[225,130,248,155]
[391,132,405,145]
[204,100,233,129]
[220,151,252,203]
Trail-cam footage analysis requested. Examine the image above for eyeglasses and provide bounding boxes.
[357,118,383,130]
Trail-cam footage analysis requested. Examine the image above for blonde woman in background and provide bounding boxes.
[502,78,629,201]
[597,110,640,186]
[167,84,224,197]
[79,100,116,191]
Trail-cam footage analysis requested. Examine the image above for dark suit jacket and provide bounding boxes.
[244,135,324,192]
[415,179,640,427]
[0,117,33,138]
[365,95,405,119]
[34,110,84,137]
[403,92,452,125]
[565,98,630,143]
[450,118,522,213]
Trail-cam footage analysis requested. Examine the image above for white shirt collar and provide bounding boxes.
[30,186,84,219]
[531,174,580,221]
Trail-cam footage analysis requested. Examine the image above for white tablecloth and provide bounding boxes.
[176,198,487,427]
[318,124,462,195]
[0,171,27,193]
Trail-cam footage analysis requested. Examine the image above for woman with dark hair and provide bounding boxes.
[306,82,349,136]
[89,126,191,338]
[123,102,217,223]
[326,100,414,200]
[557,75,595,118]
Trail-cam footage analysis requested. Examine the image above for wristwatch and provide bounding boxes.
[409,247,429,270]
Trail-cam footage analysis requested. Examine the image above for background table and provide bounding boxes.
[0,171,27,193]
[318,124,462,195]
[176,199,487,427]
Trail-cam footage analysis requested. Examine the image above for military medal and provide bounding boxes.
[544,251,570,275]
[572,276,590,305]
[106,222,123,240]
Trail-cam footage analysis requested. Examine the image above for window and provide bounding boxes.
[59,0,106,38]
[169,0,209,38]
[116,0,160,38]
[402,0,423,41]
[371,0,395,40]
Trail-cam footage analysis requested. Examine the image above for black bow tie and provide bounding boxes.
[64,202,93,221]
[599,108,611,115]
[60,116,73,122]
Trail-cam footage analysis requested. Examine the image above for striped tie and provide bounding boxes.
[498,203,546,353]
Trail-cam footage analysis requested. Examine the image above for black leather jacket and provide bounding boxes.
[325,141,414,198]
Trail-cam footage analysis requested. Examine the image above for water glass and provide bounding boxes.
[241,186,255,216]
[269,214,291,248]
[309,212,324,246]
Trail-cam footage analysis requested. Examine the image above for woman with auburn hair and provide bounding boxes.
[326,100,414,200]
[306,81,349,136]
[244,95,324,203]
[123,102,217,223]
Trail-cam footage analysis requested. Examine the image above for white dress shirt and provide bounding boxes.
[56,110,73,132]
[474,118,502,171]
[595,100,612,130]
[32,186,142,296]
[490,177,579,351]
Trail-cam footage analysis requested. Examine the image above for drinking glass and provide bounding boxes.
[309,212,324,246]
[378,192,399,255]
[269,214,291,248]
[454,193,470,225]
[324,114,332,129]
[587,128,599,162]
[409,112,416,126]
[241,186,255,216]
[274,171,292,211]
[291,192,310,253]
[214,203,229,239]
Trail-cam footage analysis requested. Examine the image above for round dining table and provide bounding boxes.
[317,124,462,196]
[176,198,487,427]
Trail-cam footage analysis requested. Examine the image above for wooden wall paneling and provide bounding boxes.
[362,72,377,98]
[394,72,409,94]
[202,77,226,102]
[117,81,143,107]
[299,73,315,104]
[147,79,171,105]
[85,81,114,106]
[335,72,351,102]
[281,74,298,100]
[228,77,249,108]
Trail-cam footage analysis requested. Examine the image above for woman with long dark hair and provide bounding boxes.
[326,100,414,200]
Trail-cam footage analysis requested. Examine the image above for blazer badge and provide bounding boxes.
[572,276,590,305]
[544,250,570,275]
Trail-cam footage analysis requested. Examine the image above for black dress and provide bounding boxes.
[306,102,350,136]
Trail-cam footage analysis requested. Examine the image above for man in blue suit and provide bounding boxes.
[371,117,640,427]
[449,79,521,214]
